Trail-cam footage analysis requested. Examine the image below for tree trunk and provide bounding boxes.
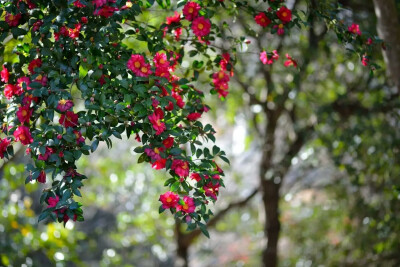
[262,179,281,267]
[372,0,400,92]
[175,221,189,267]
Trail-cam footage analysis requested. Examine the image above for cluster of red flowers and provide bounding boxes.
[159,191,196,214]
[254,6,292,36]
[212,53,233,98]
[165,1,212,40]
[47,196,78,223]
[54,24,82,41]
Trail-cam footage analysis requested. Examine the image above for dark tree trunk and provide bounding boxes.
[372,0,400,92]
[262,179,281,267]
[175,221,189,267]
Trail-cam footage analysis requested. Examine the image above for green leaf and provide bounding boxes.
[38,210,50,222]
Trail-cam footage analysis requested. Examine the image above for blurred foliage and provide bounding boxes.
[0,0,399,266]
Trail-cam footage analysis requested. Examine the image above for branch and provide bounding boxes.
[178,187,259,246]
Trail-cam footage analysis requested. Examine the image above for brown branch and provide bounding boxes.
[178,187,259,246]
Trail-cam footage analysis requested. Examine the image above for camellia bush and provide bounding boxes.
[0,0,379,236]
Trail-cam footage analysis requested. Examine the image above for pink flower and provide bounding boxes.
[204,182,220,200]
[153,52,170,68]
[16,106,33,124]
[159,191,180,209]
[32,20,43,31]
[57,99,74,112]
[37,170,46,183]
[13,125,33,145]
[0,138,11,159]
[127,54,152,77]
[38,147,55,161]
[166,11,181,25]
[191,17,211,37]
[171,159,190,177]
[284,54,298,68]
[212,70,230,84]
[273,24,285,35]
[92,0,107,7]
[362,55,369,66]
[260,50,279,65]
[187,112,201,121]
[148,108,166,135]
[348,23,361,36]
[74,130,85,144]
[48,196,60,208]
[17,77,31,94]
[255,12,271,27]
[177,196,196,213]
[1,65,9,83]
[183,2,201,21]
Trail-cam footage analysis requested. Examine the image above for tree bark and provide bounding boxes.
[175,221,189,267]
[372,0,400,92]
[262,179,281,267]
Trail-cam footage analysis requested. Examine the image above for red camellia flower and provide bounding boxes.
[348,23,361,36]
[153,52,170,68]
[166,11,181,25]
[204,182,220,200]
[74,130,85,144]
[152,158,167,170]
[191,17,211,37]
[177,196,196,213]
[362,55,369,66]
[16,106,33,124]
[159,191,180,209]
[284,53,298,68]
[172,92,185,108]
[127,54,152,77]
[32,20,43,31]
[57,99,74,112]
[1,65,9,83]
[190,173,201,182]
[94,5,119,18]
[276,6,292,23]
[5,13,22,27]
[183,2,201,21]
[37,170,46,183]
[73,0,86,8]
[13,125,33,145]
[187,112,202,121]
[59,111,79,128]
[171,159,190,177]
[148,108,166,135]
[274,24,285,35]
[48,196,60,208]
[163,136,174,149]
[68,23,82,39]
[93,0,107,7]
[0,138,11,159]
[38,147,55,161]
[255,12,271,27]
[4,84,17,99]
[28,58,42,74]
